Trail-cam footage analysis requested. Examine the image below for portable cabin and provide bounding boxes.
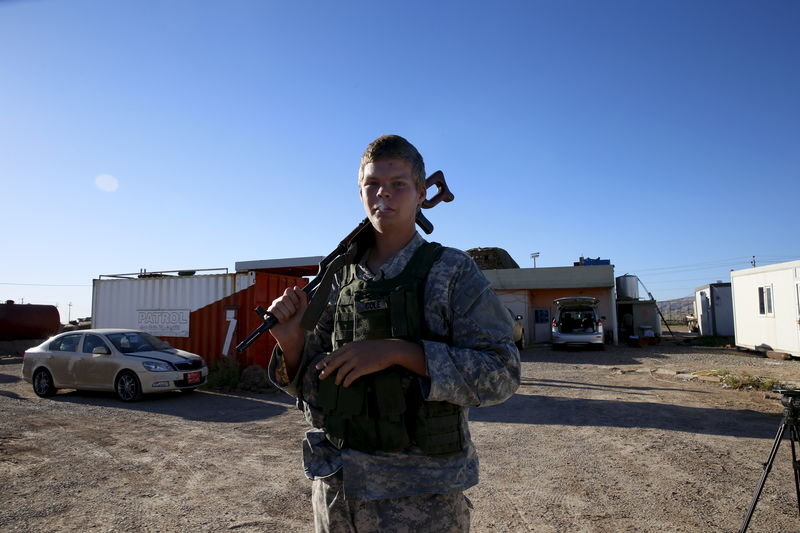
[730,260,800,357]
[694,283,734,337]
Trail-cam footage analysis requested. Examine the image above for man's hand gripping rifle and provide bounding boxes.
[235,171,455,353]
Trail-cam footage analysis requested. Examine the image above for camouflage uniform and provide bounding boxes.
[269,232,520,531]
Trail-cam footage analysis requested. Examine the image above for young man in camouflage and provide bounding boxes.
[267,134,520,532]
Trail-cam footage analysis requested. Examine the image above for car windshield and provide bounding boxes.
[106,332,172,354]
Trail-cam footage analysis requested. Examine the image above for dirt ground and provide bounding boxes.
[1,337,799,533]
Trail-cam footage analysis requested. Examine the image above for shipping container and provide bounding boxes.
[92,270,307,368]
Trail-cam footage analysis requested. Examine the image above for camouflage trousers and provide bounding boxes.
[312,475,471,533]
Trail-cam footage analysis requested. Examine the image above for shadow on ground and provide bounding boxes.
[521,377,709,396]
[521,344,670,366]
[0,372,21,384]
[470,390,780,439]
[46,388,295,423]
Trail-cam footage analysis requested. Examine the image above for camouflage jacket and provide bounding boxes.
[268,232,521,500]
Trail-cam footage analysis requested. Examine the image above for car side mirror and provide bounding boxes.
[92,346,111,355]
[515,315,523,321]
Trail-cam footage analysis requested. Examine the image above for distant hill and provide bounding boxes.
[657,296,694,321]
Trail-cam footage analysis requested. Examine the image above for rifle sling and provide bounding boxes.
[299,246,356,331]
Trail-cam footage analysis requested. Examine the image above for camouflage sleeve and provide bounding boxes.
[421,248,521,407]
[266,285,336,398]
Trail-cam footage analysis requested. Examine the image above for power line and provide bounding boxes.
[645,277,729,285]
[632,255,799,275]
[633,258,749,274]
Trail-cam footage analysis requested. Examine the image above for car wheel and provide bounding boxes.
[551,344,562,352]
[33,368,57,397]
[115,371,142,402]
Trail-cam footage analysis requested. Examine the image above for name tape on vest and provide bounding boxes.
[356,299,389,313]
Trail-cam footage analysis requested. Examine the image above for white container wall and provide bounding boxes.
[731,260,800,357]
[92,273,255,337]
[694,284,734,337]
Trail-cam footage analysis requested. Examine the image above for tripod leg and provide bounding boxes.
[791,424,800,517]
[739,422,788,533]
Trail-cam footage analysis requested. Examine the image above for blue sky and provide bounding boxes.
[2,0,798,321]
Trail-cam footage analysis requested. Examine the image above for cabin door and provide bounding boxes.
[533,307,550,342]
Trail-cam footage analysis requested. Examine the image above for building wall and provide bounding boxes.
[496,287,615,343]
[484,265,614,290]
[619,300,662,338]
[731,262,800,356]
[495,290,530,344]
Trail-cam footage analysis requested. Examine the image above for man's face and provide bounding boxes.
[359,159,425,235]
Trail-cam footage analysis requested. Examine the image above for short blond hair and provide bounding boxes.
[358,135,426,189]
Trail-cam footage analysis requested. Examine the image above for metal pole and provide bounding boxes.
[636,276,675,337]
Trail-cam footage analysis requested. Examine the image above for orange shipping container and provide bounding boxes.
[160,272,307,369]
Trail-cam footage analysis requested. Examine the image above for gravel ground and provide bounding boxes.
[1,338,799,532]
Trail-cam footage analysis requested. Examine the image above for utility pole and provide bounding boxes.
[68,302,72,322]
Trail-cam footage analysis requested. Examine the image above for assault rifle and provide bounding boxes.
[235,171,454,353]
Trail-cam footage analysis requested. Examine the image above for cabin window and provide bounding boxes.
[757,286,773,316]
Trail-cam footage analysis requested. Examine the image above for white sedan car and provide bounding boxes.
[22,329,208,401]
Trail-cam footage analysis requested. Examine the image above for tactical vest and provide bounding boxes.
[317,242,464,456]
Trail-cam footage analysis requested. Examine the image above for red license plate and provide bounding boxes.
[187,371,201,384]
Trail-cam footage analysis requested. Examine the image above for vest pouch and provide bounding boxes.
[317,372,339,412]
[373,369,411,451]
[332,292,356,351]
[336,378,366,416]
[412,400,463,456]
[343,378,376,451]
[318,372,345,448]
[321,373,369,451]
